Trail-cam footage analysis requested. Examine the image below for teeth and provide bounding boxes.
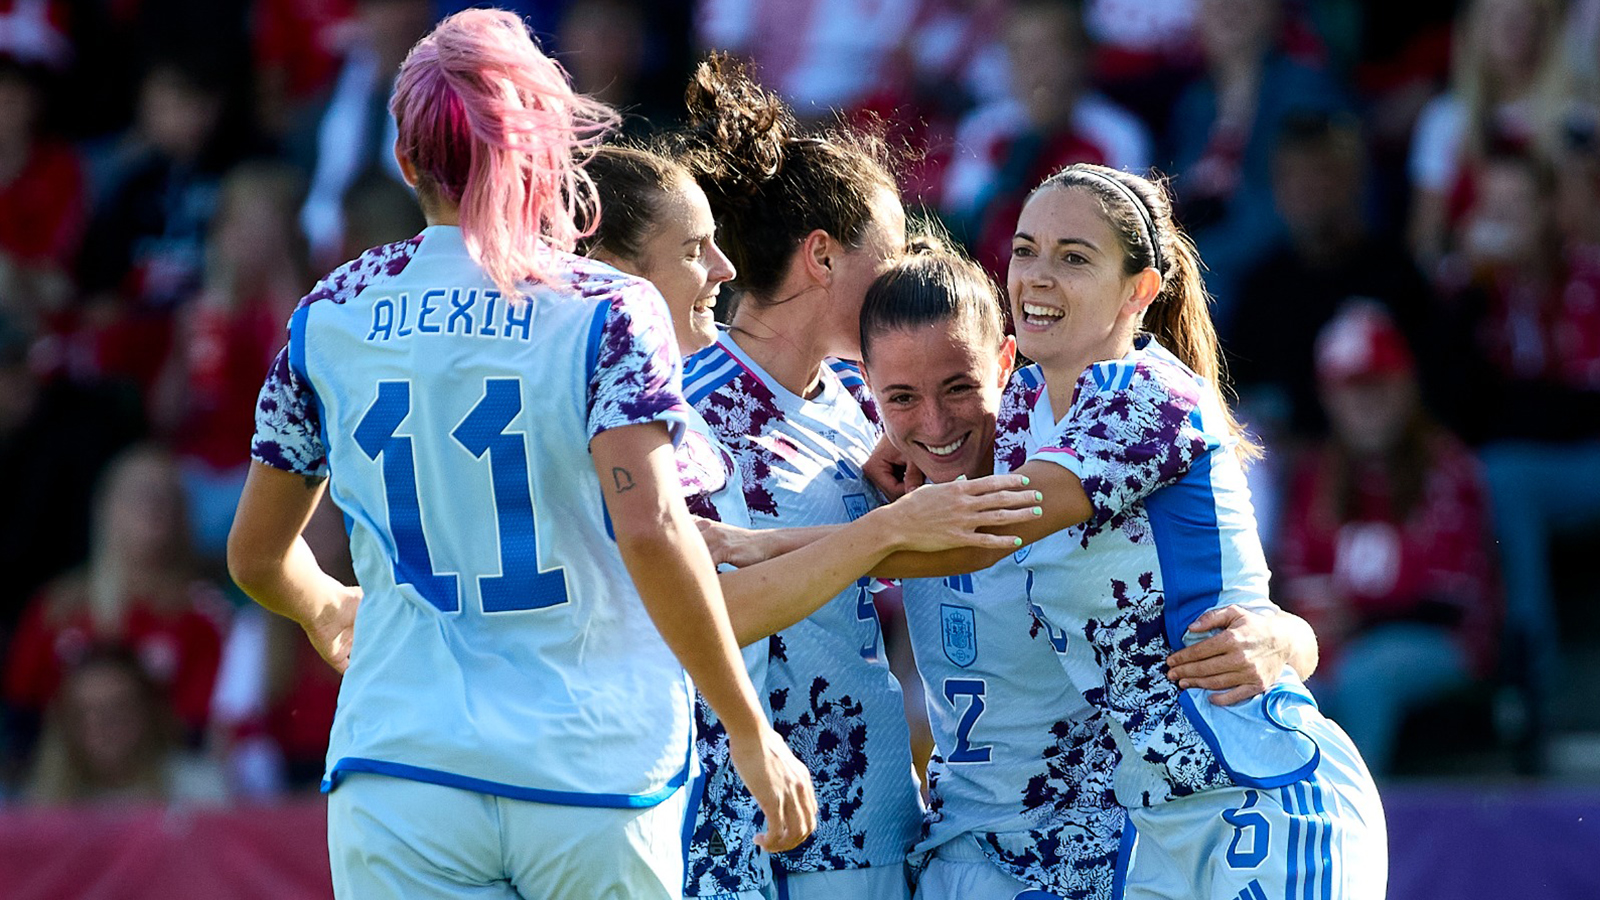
[1023,303,1064,319]
[924,435,966,456]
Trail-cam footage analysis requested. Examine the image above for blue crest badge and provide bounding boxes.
[1012,542,1031,564]
[941,604,977,668]
[842,492,870,521]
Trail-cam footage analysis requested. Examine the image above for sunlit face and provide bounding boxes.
[1321,375,1417,454]
[826,186,907,360]
[65,663,150,782]
[865,325,1014,484]
[1008,186,1149,373]
[605,178,736,355]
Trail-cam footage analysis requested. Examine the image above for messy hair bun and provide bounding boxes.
[674,53,898,302]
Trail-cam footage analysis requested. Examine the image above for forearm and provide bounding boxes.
[230,535,343,628]
[1276,610,1319,680]
[720,513,898,644]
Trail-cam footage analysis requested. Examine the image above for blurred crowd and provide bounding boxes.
[0,0,1596,808]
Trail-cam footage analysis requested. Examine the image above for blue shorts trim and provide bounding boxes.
[1112,816,1136,900]
[322,756,689,809]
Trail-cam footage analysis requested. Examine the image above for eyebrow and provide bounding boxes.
[1013,232,1100,253]
[881,373,977,393]
[681,234,710,247]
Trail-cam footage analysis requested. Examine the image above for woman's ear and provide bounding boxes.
[996,334,1017,386]
[1124,267,1161,317]
[799,229,834,287]
[394,141,419,188]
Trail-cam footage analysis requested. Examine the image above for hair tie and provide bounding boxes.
[1080,170,1164,276]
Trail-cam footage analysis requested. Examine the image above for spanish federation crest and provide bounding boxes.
[940,603,977,668]
[842,492,871,521]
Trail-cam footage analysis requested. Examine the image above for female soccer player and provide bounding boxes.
[668,54,920,900]
[581,144,1039,900]
[972,164,1386,899]
[226,12,813,898]
[707,242,1324,899]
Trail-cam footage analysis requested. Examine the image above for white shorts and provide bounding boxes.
[1119,717,1387,900]
[327,771,690,899]
[913,835,1063,900]
[773,864,911,900]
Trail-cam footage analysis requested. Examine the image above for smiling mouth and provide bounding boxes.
[693,293,718,314]
[1020,302,1065,328]
[916,434,969,458]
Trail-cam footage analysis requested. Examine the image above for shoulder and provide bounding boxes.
[826,358,881,426]
[298,233,426,312]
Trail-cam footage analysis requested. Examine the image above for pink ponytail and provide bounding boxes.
[390,9,617,297]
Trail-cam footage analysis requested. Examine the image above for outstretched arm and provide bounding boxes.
[228,462,361,673]
[713,475,1037,644]
[591,421,815,852]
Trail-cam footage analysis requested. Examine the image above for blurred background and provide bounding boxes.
[0,0,1595,897]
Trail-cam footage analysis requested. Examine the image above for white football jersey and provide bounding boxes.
[252,226,697,805]
[684,332,922,874]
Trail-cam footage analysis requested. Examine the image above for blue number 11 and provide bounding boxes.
[354,378,568,614]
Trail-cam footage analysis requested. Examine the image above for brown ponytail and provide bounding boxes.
[1031,164,1259,458]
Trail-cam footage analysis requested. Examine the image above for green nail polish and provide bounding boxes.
[1021,476,1030,485]
[1012,536,1024,547]
[1032,506,1043,516]
[1034,491,1043,502]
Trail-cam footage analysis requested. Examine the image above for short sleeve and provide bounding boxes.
[251,345,328,477]
[1029,360,1216,532]
[586,284,692,444]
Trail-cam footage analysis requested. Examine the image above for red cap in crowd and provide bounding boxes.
[1315,301,1415,384]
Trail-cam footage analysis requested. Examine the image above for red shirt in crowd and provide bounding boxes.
[1276,433,1501,678]
[4,582,227,736]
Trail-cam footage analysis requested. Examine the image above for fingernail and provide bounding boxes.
[1012,536,1023,547]
[1034,491,1043,501]
[1021,476,1030,485]
[1032,506,1042,516]
[956,474,967,481]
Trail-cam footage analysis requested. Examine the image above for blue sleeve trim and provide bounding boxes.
[321,754,690,809]
[287,299,313,385]
[1111,815,1136,900]
[584,298,610,393]
[1174,691,1322,789]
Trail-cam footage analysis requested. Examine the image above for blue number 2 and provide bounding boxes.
[355,378,568,614]
[943,678,992,763]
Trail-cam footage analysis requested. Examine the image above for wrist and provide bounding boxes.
[861,505,909,556]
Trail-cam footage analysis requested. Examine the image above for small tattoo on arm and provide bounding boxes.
[612,467,636,493]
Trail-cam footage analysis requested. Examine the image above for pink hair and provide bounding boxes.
[389,9,616,296]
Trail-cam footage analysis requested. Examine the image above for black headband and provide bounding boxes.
[1077,170,1165,277]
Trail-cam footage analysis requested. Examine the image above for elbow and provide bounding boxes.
[226,525,268,596]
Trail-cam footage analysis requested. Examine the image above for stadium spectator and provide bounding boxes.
[1229,112,1437,442]
[250,0,357,146]
[1432,153,1600,765]
[695,0,921,114]
[0,56,84,335]
[0,321,143,638]
[1166,0,1348,327]
[1277,303,1501,776]
[1407,0,1570,271]
[297,0,431,264]
[940,0,1151,277]
[21,646,227,806]
[4,445,228,755]
[151,161,310,562]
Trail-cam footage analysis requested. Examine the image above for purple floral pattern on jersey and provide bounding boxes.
[1034,349,1233,804]
[677,429,733,522]
[250,236,424,474]
[693,360,788,517]
[1052,361,1209,543]
[252,347,327,475]
[586,289,692,440]
[994,366,1045,474]
[767,675,872,871]
[686,696,768,896]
